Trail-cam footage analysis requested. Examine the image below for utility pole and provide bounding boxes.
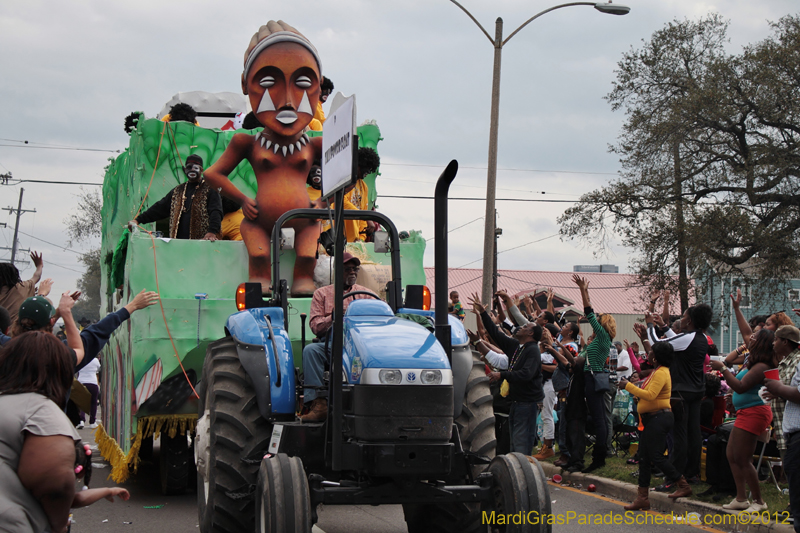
[492,210,501,295]
[448,0,631,304]
[3,188,36,266]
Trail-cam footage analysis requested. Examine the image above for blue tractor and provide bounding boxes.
[195,161,551,532]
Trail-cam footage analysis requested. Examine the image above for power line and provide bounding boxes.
[447,273,485,291]
[4,179,103,186]
[45,260,85,274]
[426,216,484,242]
[380,176,581,197]
[496,234,560,255]
[0,143,119,153]
[381,162,619,176]
[0,138,120,153]
[381,195,576,203]
[14,230,85,255]
[454,234,560,269]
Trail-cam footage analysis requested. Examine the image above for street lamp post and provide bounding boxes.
[449,1,630,304]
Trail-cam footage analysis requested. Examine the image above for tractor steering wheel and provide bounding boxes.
[342,290,381,301]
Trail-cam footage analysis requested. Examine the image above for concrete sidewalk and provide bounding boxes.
[537,460,794,533]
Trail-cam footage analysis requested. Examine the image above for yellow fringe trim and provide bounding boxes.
[93,414,198,483]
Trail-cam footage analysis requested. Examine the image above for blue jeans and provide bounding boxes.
[784,432,800,533]
[302,341,329,403]
[509,401,539,455]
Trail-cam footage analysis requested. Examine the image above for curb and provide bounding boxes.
[539,461,793,533]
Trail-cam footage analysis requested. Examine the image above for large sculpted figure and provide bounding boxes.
[205,21,323,296]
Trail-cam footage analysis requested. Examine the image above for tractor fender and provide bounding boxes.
[225,308,296,419]
[450,343,472,419]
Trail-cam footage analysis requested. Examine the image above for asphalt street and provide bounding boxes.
[70,426,724,533]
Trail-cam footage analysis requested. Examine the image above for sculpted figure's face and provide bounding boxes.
[244,42,320,138]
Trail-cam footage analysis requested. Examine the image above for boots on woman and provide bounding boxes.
[668,477,692,499]
[624,487,650,511]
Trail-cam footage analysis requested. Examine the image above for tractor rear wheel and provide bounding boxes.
[256,454,312,533]
[197,337,272,533]
[454,349,497,475]
[485,453,552,533]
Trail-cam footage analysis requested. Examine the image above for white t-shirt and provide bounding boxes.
[77,358,101,386]
[485,350,509,370]
[616,349,633,379]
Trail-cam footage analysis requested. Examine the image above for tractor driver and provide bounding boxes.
[299,252,377,423]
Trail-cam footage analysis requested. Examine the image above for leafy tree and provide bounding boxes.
[72,249,101,321]
[65,187,102,244]
[64,188,102,320]
[558,14,800,311]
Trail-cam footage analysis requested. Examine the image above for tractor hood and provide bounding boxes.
[342,300,451,384]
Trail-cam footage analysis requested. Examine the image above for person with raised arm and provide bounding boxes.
[710,329,779,513]
[571,274,617,473]
[0,252,44,323]
[468,292,543,455]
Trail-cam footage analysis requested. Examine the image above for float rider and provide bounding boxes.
[130,154,222,240]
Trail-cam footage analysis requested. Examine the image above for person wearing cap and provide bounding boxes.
[3,294,86,368]
[130,154,222,240]
[763,325,800,531]
[767,325,800,462]
[299,253,377,423]
[2,290,158,374]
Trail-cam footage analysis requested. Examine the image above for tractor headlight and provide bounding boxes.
[379,369,402,385]
[420,369,443,385]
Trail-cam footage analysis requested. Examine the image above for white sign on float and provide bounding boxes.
[321,93,356,197]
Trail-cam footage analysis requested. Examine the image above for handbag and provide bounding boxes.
[588,369,611,393]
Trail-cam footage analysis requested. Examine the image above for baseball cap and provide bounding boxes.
[776,325,800,345]
[342,252,361,266]
[18,297,55,328]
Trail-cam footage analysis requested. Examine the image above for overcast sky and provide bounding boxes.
[1,0,797,296]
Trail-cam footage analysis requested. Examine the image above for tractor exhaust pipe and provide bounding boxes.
[434,160,458,360]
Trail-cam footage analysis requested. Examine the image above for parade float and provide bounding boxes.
[94,112,427,489]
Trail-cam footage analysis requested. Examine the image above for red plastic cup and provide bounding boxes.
[764,369,780,380]
[552,474,562,483]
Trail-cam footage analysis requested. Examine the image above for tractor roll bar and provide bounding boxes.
[270,208,404,314]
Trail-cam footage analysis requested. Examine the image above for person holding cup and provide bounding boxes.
[710,328,780,513]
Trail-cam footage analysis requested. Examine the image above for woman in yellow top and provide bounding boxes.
[618,341,691,510]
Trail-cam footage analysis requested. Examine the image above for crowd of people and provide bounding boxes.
[465,279,800,525]
[0,253,159,531]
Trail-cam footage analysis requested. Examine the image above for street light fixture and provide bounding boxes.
[594,2,631,15]
[448,0,630,304]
